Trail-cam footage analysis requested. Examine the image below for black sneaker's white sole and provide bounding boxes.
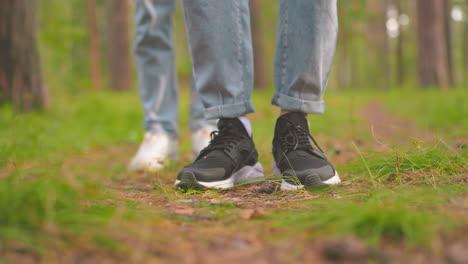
[175,162,264,190]
[272,163,341,190]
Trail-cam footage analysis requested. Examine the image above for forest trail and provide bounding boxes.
[106,101,440,212]
[362,101,435,149]
[3,101,466,264]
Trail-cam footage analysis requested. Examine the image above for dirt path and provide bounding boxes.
[111,102,462,263]
[362,101,435,150]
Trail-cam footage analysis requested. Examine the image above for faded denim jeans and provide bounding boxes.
[182,0,338,119]
[135,0,216,137]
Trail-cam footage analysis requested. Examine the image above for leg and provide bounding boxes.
[176,0,263,189]
[189,74,217,157]
[135,0,178,136]
[272,0,338,114]
[189,76,216,133]
[182,0,255,119]
[129,0,178,172]
[271,0,341,189]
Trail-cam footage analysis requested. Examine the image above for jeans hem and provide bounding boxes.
[145,123,178,138]
[190,119,218,133]
[271,93,324,114]
[204,101,255,119]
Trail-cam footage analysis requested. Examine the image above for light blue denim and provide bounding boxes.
[182,0,338,118]
[135,0,216,137]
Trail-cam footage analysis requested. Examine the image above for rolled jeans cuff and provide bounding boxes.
[145,123,178,138]
[204,100,255,119]
[271,93,324,115]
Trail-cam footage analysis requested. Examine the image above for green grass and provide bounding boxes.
[0,90,148,253]
[346,141,467,185]
[0,92,142,165]
[1,87,466,260]
[0,174,116,250]
[381,88,467,137]
[271,185,467,245]
[269,138,467,245]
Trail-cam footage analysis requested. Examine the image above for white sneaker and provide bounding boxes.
[128,132,178,172]
[191,125,216,158]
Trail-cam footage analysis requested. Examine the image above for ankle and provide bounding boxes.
[238,116,252,137]
[280,110,307,117]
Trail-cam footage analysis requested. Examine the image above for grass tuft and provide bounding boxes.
[0,174,117,250]
[272,186,466,245]
[345,142,466,185]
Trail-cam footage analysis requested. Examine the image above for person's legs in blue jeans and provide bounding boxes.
[270,0,341,189]
[176,0,260,189]
[176,0,339,190]
[182,0,337,117]
[129,0,215,173]
[135,0,178,137]
[272,0,338,115]
[182,0,255,119]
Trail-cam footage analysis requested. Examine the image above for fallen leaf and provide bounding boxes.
[174,207,195,216]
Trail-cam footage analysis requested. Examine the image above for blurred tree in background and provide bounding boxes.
[417,0,453,88]
[105,0,132,91]
[0,0,466,111]
[464,3,468,80]
[0,0,47,111]
[86,0,103,91]
[366,0,390,89]
[250,0,268,90]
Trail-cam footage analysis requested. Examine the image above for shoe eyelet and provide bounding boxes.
[285,133,297,146]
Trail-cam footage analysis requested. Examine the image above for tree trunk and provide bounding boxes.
[86,0,103,91]
[0,0,47,111]
[443,0,453,85]
[249,0,268,89]
[337,2,352,89]
[396,0,405,86]
[106,0,132,91]
[366,0,390,89]
[416,0,452,89]
[464,5,468,85]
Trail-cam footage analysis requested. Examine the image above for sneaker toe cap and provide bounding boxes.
[177,167,227,183]
[283,165,335,182]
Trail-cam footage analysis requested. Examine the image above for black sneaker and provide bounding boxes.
[176,118,264,190]
[272,112,340,190]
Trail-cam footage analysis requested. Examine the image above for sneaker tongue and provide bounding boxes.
[278,112,309,131]
[205,149,229,159]
[217,118,249,136]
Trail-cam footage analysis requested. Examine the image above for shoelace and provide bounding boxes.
[280,119,325,155]
[198,124,244,158]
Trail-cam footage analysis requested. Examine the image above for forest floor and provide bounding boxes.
[0,88,467,264]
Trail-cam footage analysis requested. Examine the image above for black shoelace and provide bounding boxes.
[280,119,325,155]
[198,124,244,158]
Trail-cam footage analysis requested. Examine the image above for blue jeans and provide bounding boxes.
[182,0,338,119]
[135,0,216,137]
